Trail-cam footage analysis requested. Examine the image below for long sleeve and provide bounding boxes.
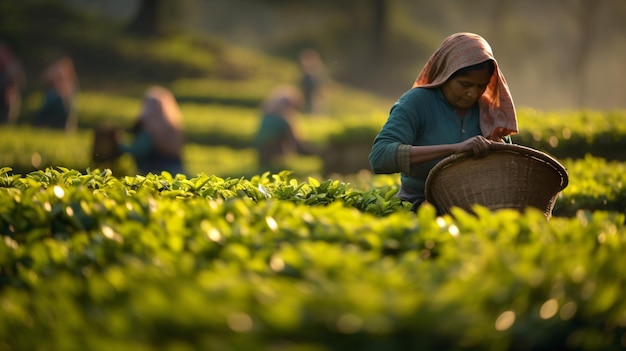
[369,97,421,175]
[368,87,483,195]
[120,130,153,159]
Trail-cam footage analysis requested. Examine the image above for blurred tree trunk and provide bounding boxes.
[372,0,387,52]
[127,0,160,36]
[127,0,182,37]
[566,0,603,107]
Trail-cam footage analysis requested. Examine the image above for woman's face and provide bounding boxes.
[441,67,492,111]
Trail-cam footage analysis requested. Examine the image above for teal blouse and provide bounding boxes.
[119,130,185,175]
[253,113,291,148]
[369,87,482,195]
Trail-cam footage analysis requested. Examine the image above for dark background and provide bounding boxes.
[3,0,626,110]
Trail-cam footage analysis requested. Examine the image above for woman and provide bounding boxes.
[0,43,26,125]
[369,32,518,210]
[253,85,316,172]
[298,48,330,116]
[119,86,186,175]
[34,56,79,132]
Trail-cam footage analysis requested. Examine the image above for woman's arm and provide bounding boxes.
[407,135,493,165]
[392,135,493,175]
[120,130,153,159]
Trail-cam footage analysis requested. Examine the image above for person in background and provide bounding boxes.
[118,86,186,175]
[253,85,317,172]
[0,43,26,125]
[369,32,518,211]
[298,48,330,116]
[33,56,79,132]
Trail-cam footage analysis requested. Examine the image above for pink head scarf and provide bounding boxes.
[413,32,517,139]
[43,56,78,106]
[138,86,184,157]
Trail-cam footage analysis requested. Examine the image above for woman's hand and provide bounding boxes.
[407,136,493,166]
[455,135,492,158]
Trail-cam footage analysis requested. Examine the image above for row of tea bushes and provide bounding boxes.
[321,108,626,164]
[59,85,391,149]
[0,127,91,173]
[0,126,265,178]
[0,168,625,350]
[22,87,626,160]
[556,156,626,216]
[2,107,625,176]
[1,140,625,216]
[513,109,626,160]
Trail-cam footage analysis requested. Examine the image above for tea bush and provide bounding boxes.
[0,168,625,350]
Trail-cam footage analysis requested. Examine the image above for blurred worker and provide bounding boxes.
[33,56,79,132]
[298,48,331,116]
[118,86,186,175]
[253,85,317,172]
[0,43,26,125]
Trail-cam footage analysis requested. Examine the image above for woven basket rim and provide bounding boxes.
[425,143,569,204]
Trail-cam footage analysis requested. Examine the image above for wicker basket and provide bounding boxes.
[425,143,569,218]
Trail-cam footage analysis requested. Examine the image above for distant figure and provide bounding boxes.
[253,85,317,172]
[33,56,79,132]
[118,86,186,175]
[0,43,26,125]
[298,48,330,116]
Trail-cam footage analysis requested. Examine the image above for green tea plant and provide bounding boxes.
[0,168,625,350]
[556,155,626,216]
[2,120,626,214]
[514,108,626,160]
[0,126,91,172]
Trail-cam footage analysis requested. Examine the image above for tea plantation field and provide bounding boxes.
[2,84,626,350]
[0,166,625,350]
[3,3,625,349]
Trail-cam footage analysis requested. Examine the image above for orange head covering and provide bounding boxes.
[412,32,517,140]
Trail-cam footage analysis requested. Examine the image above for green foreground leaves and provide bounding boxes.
[0,168,625,350]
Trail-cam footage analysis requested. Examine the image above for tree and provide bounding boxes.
[372,0,388,52]
[563,0,605,107]
[127,0,183,37]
